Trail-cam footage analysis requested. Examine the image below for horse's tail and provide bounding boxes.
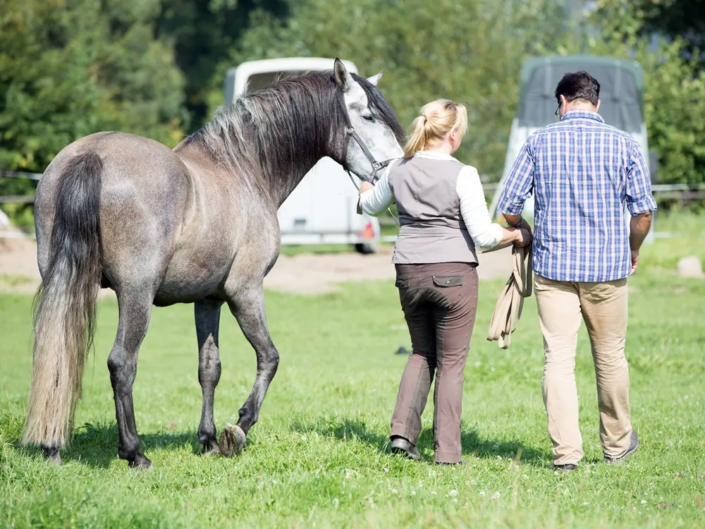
[22,152,103,449]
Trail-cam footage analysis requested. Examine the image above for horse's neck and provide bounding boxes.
[269,156,324,208]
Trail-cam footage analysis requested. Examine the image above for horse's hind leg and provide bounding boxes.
[219,285,279,456]
[108,289,153,468]
[195,299,224,455]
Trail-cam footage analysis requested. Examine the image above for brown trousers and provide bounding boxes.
[535,275,632,465]
[390,262,478,463]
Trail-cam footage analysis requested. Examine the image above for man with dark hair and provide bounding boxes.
[498,70,656,471]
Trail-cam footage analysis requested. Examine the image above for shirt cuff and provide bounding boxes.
[500,202,524,216]
[627,196,657,216]
[498,195,525,216]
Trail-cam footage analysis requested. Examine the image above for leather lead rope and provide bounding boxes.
[487,245,533,349]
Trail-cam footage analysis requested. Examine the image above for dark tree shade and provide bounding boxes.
[640,0,705,56]
[155,0,288,132]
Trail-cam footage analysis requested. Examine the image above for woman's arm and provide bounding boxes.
[457,166,530,251]
[357,165,395,216]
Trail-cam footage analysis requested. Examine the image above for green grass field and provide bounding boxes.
[1,220,704,528]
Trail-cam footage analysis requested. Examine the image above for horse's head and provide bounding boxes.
[332,59,404,182]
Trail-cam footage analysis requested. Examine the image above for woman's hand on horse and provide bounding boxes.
[359,181,375,194]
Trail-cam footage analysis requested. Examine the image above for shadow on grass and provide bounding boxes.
[291,417,551,467]
[11,422,220,469]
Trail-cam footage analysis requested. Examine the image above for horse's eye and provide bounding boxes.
[362,114,375,123]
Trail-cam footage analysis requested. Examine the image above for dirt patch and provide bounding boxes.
[265,246,514,294]
[0,237,41,293]
[0,237,514,296]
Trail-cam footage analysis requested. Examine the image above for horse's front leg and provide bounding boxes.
[195,299,224,455]
[218,284,280,456]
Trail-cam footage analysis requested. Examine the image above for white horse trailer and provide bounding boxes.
[489,55,655,242]
[224,58,380,253]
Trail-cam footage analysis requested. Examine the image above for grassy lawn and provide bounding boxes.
[1,230,704,527]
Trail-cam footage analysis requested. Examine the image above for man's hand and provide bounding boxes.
[359,181,374,194]
[629,211,652,274]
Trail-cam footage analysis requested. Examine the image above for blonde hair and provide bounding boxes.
[403,99,468,158]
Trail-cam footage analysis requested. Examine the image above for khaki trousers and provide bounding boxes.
[390,263,478,464]
[535,275,633,465]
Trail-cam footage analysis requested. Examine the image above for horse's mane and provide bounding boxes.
[184,71,403,198]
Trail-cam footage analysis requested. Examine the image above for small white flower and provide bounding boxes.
[431,491,437,496]
[333,498,339,507]
[479,491,485,496]
[582,502,589,506]
[492,443,499,451]
[449,490,458,497]
[383,467,389,473]
[411,491,416,496]
[272,480,277,485]
[391,489,398,494]
[453,498,458,503]
[641,500,647,505]
[491,492,501,500]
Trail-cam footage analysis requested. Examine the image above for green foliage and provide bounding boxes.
[155,0,287,132]
[0,0,187,220]
[638,0,705,58]
[222,0,571,179]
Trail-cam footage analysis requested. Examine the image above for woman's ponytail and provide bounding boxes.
[403,115,428,158]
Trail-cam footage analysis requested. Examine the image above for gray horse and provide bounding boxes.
[22,59,404,468]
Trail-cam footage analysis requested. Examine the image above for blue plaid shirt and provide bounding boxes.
[498,110,657,283]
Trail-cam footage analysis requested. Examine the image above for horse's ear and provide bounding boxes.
[367,72,383,87]
[334,58,353,92]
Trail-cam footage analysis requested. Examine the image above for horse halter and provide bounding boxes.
[342,125,400,226]
[343,126,395,184]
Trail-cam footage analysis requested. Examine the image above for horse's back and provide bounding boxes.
[36,132,191,284]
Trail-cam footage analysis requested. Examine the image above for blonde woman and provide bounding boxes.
[358,99,531,464]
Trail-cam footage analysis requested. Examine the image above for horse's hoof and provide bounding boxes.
[202,439,221,456]
[129,453,153,469]
[218,424,246,457]
[42,445,61,465]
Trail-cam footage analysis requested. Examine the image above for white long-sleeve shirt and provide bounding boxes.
[358,151,503,251]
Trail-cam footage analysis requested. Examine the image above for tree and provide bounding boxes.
[639,0,705,58]
[0,0,187,224]
[155,0,287,131]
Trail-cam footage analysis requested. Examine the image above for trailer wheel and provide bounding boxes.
[354,243,376,255]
